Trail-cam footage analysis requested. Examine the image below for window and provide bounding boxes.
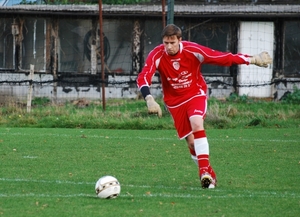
[22,18,46,71]
[0,18,14,69]
[187,21,232,75]
[284,21,300,77]
[0,0,36,6]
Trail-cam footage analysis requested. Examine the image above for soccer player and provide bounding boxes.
[136,24,272,188]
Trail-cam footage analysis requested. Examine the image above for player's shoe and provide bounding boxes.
[200,172,216,189]
[208,166,217,188]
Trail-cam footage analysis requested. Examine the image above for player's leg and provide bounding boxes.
[187,97,216,188]
[185,134,198,166]
[185,134,216,180]
[186,134,216,181]
[190,125,216,188]
[167,101,216,188]
[166,104,199,166]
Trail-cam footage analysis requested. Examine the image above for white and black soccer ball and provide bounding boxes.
[95,175,121,199]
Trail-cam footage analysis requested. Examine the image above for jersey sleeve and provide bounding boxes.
[136,46,163,90]
[186,42,251,66]
[202,46,250,66]
[204,49,250,66]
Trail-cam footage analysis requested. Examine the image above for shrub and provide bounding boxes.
[281,86,300,104]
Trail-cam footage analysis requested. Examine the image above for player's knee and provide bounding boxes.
[190,120,204,131]
[192,124,204,132]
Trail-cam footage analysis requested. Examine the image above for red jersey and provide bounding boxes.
[137,41,251,107]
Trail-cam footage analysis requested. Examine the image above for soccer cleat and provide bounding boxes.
[208,177,217,189]
[208,166,217,188]
[200,172,216,189]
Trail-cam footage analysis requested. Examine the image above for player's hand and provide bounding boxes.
[250,51,272,68]
[145,95,162,118]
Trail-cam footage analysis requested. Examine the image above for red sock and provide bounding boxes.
[198,154,209,171]
[208,165,216,179]
[193,130,210,174]
[189,147,196,156]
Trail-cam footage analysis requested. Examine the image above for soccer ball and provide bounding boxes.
[95,175,121,199]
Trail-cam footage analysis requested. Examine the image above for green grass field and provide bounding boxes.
[0,127,299,217]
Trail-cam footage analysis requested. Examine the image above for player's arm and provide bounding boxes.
[136,48,162,117]
[195,44,272,67]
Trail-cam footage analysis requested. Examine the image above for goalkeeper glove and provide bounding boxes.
[250,51,272,68]
[145,95,162,118]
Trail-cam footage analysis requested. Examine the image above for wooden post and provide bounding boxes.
[91,20,98,75]
[132,20,142,75]
[27,64,34,113]
[51,19,59,104]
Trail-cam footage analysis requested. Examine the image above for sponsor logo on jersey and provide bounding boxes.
[167,71,193,89]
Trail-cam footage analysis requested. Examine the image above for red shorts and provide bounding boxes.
[167,95,207,140]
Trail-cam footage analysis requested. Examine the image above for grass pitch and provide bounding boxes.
[0,127,299,217]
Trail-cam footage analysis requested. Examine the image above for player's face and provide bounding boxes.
[163,35,181,56]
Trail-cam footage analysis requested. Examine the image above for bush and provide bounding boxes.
[281,86,300,104]
[32,97,51,106]
[226,93,250,103]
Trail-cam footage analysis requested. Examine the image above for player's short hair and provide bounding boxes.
[161,24,182,39]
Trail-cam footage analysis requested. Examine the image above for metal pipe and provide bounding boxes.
[98,0,106,111]
[167,0,174,25]
[162,0,166,28]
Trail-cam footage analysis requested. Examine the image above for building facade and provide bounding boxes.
[0,3,299,102]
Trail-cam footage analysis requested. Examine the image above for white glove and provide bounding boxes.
[145,95,162,118]
[249,51,272,68]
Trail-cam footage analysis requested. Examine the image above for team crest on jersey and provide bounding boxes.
[173,61,180,70]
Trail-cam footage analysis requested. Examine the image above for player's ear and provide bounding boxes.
[178,37,182,42]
